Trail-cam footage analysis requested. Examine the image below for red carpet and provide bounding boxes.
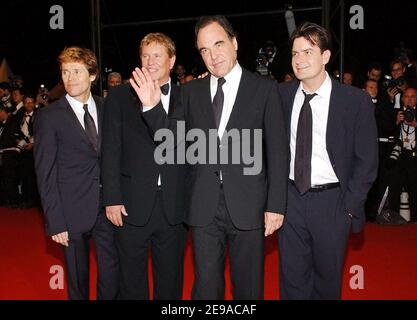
[1,206,416,300]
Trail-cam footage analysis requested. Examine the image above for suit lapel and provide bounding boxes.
[62,96,97,152]
[224,69,252,134]
[326,80,342,164]
[168,83,179,117]
[285,80,300,141]
[199,76,217,129]
[94,95,103,154]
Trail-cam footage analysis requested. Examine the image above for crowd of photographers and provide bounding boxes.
[1,55,417,223]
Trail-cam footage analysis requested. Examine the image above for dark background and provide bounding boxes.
[1,0,416,92]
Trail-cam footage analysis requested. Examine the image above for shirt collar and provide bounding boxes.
[298,71,332,99]
[210,62,242,88]
[66,93,93,110]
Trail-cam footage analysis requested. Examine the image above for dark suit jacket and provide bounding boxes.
[16,109,36,144]
[101,83,186,226]
[34,95,103,236]
[0,117,19,149]
[143,68,289,230]
[278,79,378,233]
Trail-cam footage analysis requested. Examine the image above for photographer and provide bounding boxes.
[35,84,49,109]
[255,40,278,79]
[385,59,408,109]
[16,93,38,208]
[0,105,20,208]
[364,79,397,220]
[0,82,14,113]
[387,87,417,223]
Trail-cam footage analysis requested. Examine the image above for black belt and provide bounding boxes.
[290,180,340,192]
[309,182,340,192]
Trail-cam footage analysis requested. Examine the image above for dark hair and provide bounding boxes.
[290,21,332,53]
[363,79,377,89]
[23,92,37,101]
[367,62,382,72]
[194,15,236,47]
[0,82,11,92]
[12,87,24,95]
[390,59,405,71]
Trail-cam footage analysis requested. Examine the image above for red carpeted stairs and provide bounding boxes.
[0,207,416,300]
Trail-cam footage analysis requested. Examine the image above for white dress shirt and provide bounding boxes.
[21,110,34,139]
[289,72,339,184]
[66,93,98,132]
[142,80,172,187]
[394,93,401,109]
[400,122,416,150]
[156,80,171,186]
[210,62,242,139]
[12,101,24,116]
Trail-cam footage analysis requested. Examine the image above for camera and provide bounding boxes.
[403,107,416,122]
[1,95,13,111]
[38,84,49,101]
[255,41,277,77]
[255,54,269,76]
[390,144,402,162]
[382,75,407,90]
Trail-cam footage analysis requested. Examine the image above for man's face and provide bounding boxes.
[140,42,175,84]
[368,68,381,82]
[61,62,95,102]
[402,88,417,107]
[197,22,238,78]
[343,73,353,85]
[108,76,121,88]
[12,90,23,104]
[23,97,35,113]
[0,110,8,122]
[391,63,405,79]
[175,65,185,77]
[365,81,378,98]
[291,37,330,83]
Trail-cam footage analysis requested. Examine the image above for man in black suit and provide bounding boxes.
[34,47,119,300]
[0,105,20,207]
[16,93,39,208]
[278,22,378,299]
[130,16,288,299]
[101,33,187,300]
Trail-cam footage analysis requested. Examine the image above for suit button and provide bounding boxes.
[215,171,219,176]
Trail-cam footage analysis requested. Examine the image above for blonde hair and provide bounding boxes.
[139,33,176,58]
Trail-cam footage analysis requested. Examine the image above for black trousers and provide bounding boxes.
[278,182,351,300]
[191,187,264,300]
[63,211,119,300]
[387,151,417,220]
[115,191,187,300]
[19,151,38,205]
[365,141,393,219]
[0,151,19,206]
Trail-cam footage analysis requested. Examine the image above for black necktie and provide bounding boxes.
[83,104,98,151]
[294,91,317,195]
[160,83,170,95]
[212,77,226,129]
